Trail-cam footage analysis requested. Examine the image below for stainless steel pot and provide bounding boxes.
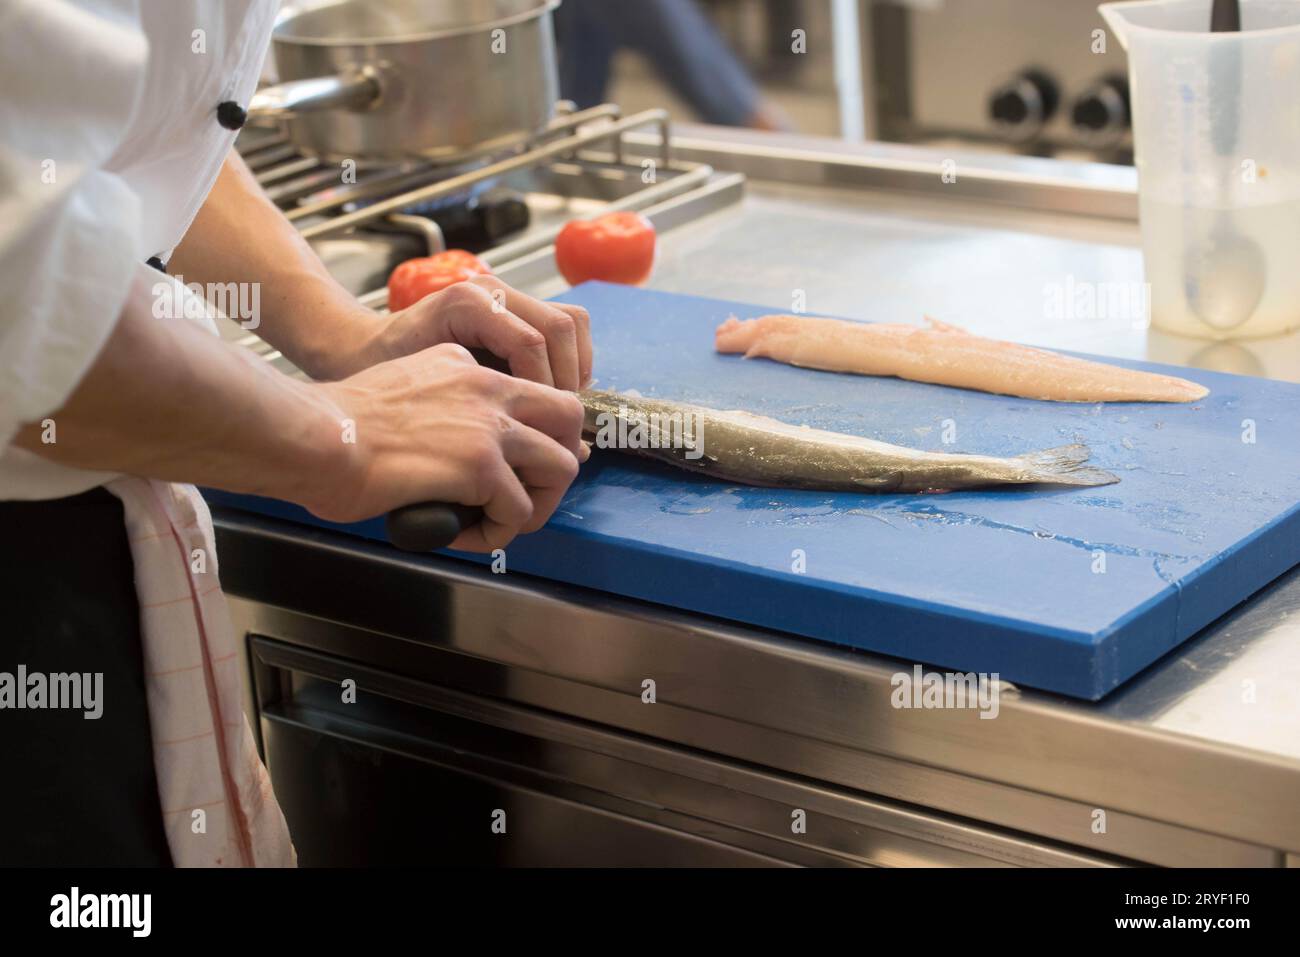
[250,0,561,164]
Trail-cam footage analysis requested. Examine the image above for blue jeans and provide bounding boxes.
[555,0,761,127]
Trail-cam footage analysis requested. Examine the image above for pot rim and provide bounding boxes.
[273,0,560,47]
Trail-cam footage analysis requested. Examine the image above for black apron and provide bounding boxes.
[0,487,174,866]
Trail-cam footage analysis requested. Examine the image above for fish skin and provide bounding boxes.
[715,314,1210,403]
[580,389,1119,492]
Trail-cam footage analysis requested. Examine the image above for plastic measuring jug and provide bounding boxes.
[1100,0,1300,338]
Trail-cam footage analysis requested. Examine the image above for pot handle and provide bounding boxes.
[248,66,382,118]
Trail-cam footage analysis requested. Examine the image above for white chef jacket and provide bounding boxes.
[0,0,276,498]
[0,0,296,867]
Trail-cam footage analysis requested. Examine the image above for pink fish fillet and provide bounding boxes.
[714,314,1209,403]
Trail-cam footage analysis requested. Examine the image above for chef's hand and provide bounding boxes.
[347,275,593,391]
[312,342,588,551]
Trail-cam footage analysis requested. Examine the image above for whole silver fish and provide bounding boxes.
[581,389,1119,492]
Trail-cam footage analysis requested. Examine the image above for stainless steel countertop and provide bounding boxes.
[220,124,1300,855]
[538,125,1300,382]
[521,125,1300,786]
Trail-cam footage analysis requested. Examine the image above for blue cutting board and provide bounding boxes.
[205,281,1300,699]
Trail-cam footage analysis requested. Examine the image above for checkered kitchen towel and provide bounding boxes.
[108,477,294,867]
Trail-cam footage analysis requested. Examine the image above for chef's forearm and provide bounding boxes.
[166,151,382,380]
[11,304,348,510]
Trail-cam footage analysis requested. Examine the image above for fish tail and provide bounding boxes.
[1014,444,1120,487]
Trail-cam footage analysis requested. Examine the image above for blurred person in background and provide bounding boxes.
[555,0,793,131]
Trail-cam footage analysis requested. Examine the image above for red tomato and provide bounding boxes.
[387,250,492,311]
[554,211,656,286]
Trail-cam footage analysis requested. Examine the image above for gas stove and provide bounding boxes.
[226,104,745,376]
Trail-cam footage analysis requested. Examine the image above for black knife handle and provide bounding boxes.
[386,502,484,551]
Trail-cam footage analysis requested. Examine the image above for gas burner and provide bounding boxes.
[231,104,743,317]
[361,187,533,256]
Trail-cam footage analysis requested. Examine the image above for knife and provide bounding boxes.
[386,501,484,551]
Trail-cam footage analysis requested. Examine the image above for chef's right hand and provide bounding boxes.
[309,342,587,551]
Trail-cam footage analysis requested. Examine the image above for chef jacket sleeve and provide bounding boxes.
[0,0,149,450]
